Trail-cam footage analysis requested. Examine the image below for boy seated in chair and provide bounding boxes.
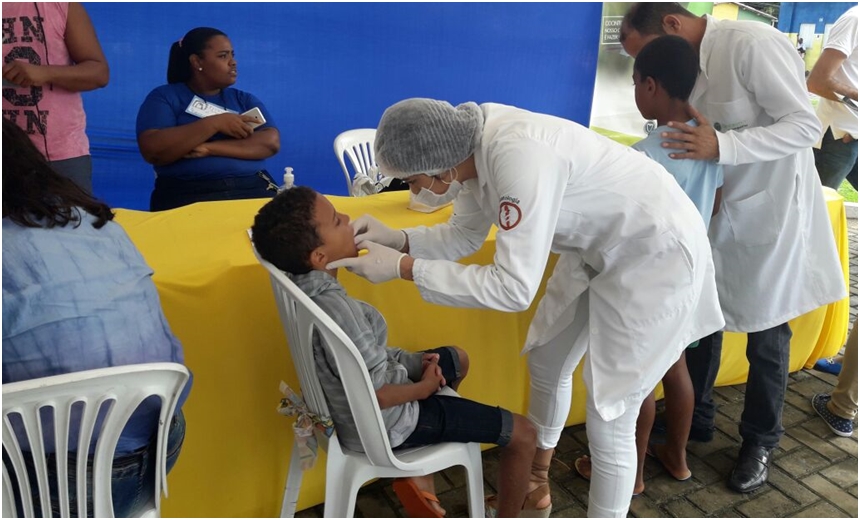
[252,187,536,518]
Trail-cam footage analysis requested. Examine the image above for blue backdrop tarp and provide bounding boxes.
[83,2,602,209]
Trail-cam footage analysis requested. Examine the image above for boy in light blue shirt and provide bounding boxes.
[632,36,723,227]
[632,34,723,490]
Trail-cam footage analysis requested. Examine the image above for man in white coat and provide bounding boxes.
[620,3,847,493]
[330,98,725,517]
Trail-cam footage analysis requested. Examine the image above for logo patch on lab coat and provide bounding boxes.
[499,201,522,230]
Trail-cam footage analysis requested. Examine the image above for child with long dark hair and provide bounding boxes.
[3,117,191,516]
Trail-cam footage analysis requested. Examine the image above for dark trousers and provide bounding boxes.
[688,323,793,448]
[814,127,858,191]
[50,155,93,195]
[150,174,275,211]
[397,347,514,449]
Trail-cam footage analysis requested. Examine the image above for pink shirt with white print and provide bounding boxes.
[2,2,89,161]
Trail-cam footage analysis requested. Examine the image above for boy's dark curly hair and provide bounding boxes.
[634,35,699,101]
[251,186,322,275]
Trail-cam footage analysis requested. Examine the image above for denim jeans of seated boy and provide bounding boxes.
[4,410,186,517]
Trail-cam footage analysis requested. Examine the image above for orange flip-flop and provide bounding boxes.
[392,478,444,518]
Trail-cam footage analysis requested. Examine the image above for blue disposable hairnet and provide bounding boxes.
[374,98,484,178]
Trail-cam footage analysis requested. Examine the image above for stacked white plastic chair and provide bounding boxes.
[333,129,383,197]
[2,363,189,518]
[252,245,485,518]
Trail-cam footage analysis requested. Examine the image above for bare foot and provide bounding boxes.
[410,475,446,516]
[648,444,692,481]
[525,481,552,511]
[574,455,645,495]
[573,454,592,480]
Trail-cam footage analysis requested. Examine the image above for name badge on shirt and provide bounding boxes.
[185,95,236,118]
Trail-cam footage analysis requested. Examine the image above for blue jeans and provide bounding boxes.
[815,127,858,190]
[399,395,514,449]
[50,155,93,195]
[398,347,514,449]
[687,324,792,448]
[6,410,186,517]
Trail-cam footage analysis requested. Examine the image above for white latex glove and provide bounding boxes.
[326,241,408,283]
[351,214,407,251]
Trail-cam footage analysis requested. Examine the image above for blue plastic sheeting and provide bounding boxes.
[82,2,601,209]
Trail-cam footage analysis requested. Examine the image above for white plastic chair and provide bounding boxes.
[252,247,485,518]
[333,129,380,196]
[2,363,190,518]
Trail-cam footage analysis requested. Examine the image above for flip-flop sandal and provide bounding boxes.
[392,478,444,518]
[646,444,692,481]
[814,357,843,375]
[573,455,592,481]
[485,493,552,518]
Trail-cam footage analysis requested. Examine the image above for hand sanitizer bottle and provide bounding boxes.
[281,167,295,191]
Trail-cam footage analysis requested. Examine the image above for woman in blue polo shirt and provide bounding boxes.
[137,27,280,211]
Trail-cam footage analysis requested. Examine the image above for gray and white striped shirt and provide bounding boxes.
[293,270,424,452]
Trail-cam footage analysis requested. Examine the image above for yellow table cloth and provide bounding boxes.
[114,188,848,518]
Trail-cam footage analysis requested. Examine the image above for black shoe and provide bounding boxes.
[727,445,772,493]
[651,414,715,443]
[688,424,715,443]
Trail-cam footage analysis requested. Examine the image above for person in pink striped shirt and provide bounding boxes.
[2,2,109,194]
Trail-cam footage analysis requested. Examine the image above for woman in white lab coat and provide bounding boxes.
[329,98,725,517]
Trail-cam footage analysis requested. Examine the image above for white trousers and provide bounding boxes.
[527,294,642,517]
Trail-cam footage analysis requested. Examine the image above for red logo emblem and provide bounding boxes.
[498,202,522,230]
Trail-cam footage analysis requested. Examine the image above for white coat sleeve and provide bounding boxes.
[716,34,821,166]
[405,189,493,261]
[411,140,569,312]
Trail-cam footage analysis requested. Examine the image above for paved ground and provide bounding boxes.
[299,218,859,518]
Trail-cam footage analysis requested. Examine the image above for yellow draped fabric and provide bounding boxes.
[114,188,848,517]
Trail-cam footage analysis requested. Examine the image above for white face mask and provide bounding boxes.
[412,170,463,208]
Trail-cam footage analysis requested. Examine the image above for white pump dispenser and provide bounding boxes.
[282,167,295,191]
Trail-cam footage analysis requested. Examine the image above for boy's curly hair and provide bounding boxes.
[252,186,322,275]
[634,35,699,101]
